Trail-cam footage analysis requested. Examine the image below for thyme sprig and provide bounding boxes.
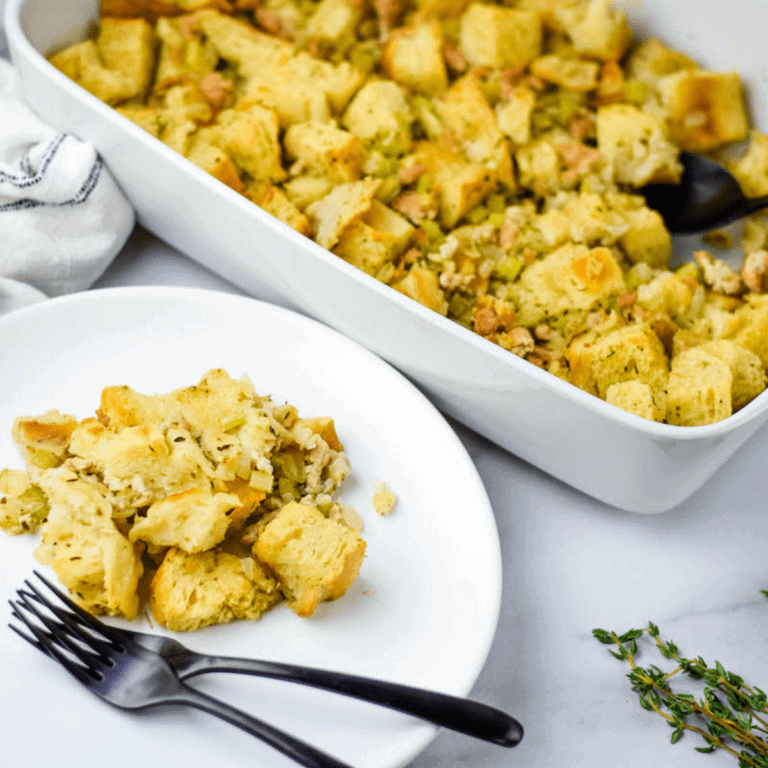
[593,624,768,767]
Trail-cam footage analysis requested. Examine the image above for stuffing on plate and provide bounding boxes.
[49,0,768,425]
[0,370,366,630]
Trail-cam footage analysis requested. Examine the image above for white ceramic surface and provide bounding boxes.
[6,0,768,513]
[0,287,503,768]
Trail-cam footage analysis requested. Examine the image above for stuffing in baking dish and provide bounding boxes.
[48,0,768,425]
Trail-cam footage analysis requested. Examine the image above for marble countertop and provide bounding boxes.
[91,227,768,768]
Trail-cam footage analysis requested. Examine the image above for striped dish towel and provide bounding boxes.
[0,58,134,314]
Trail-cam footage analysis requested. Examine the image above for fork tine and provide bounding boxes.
[19,585,120,653]
[8,601,49,652]
[9,600,95,685]
[28,570,117,639]
[14,592,113,666]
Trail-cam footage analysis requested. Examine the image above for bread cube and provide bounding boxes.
[566,322,669,398]
[727,295,768,367]
[459,4,542,70]
[335,200,415,275]
[432,74,515,189]
[553,0,631,61]
[416,0,470,17]
[666,348,733,426]
[283,121,365,184]
[305,0,363,44]
[513,244,626,328]
[618,206,671,267]
[635,271,696,320]
[382,19,448,96]
[154,16,219,89]
[515,139,560,196]
[415,143,495,228]
[248,184,313,236]
[97,17,156,95]
[116,105,162,137]
[212,105,286,184]
[306,178,382,249]
[0,470,48,536]
[186,141,245,193]
[626,38,697,88]
[101,0,234,20]
[658,70,748,152]
[12,410,78,471]
[596,104,682,187]
[34,475,144,620]
[342,79,413,148]
[495,86,535,146]
[240,79,331,127]
[96,385,167,427]
[699,340,767,411]
[730,130,768,198]
[530,55,600,92]
[281,52,365,114]
[150,548,282,631]
[129,487,240,553]
[254,502,365,617]
[393,265,449,314]
[283,175,335,210]
[605,380,665,422]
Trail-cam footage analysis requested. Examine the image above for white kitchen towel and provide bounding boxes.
[0,58,134,315]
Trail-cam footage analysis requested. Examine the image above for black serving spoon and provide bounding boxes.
[640,151,768,234]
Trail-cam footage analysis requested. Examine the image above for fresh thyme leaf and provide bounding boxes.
[593,624,768,766]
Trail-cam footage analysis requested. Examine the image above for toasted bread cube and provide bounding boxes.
[658,70,748,152]
[416,0,470,17]
[382,19,447,95]
[433,74,515,189]
[666,348,733,426]
[34,475,144,620]
[626,38,698,88]
[495,86,535,146]
[306,178,381,249]
[416,143,495,228]
[597,104,682,187]
[116,105,162,137]
[342,79,413,147]
[49,40,139,105]
[699,340,767,411]
[392,265,449,315]
[254,501,365,617]
[729,130,768,198]
[98,17,156,96]
[97,385,166,427]
[635,271,696,320]
[605,380,666,422]
[154,16,219,88]
[0,470,48,536]
[240,80,331,127]
[515,139,560,196]
[283,175,335,210]
[283,121,365,184]
[248,184,313,236]
[282,53,365,114]
[514,244,626,328]
[12,410,78,471]
[129,488,240,553]
[727,295,768,367]
[335,199,415,275]
[211,105,286,183]
[101,0,234,20]
[619,206,671,267]
[566,322,669,398]
[306,0,363,44]
[459,4,541,70]
[186,141,245,193]
[553,0,631,61]
[150,548,282,631]
[530,55,600,92]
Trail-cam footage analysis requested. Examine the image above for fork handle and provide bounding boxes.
[180,655,523,747]
[173,683,354,768]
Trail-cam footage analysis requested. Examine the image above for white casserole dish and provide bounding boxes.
[6,0,768,513]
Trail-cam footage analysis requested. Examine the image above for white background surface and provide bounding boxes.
[2,10,768,767]
[90,228,768,768]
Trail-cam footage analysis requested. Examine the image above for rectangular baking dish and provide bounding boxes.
[6,0,768,513]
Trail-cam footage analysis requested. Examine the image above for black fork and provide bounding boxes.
[9,580,355,768]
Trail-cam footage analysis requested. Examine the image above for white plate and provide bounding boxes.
[0,286,502,768]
